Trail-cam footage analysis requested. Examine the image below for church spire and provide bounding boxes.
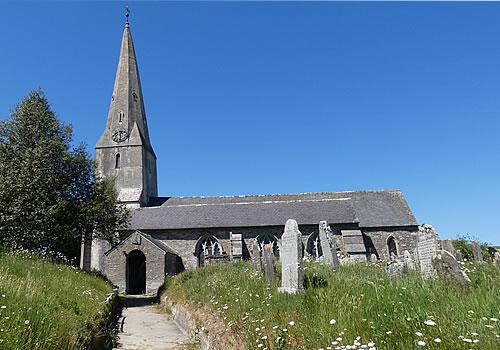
[96,11,153,153]
[95,12,158,207]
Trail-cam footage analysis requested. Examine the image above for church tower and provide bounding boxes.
[95,16,157,208]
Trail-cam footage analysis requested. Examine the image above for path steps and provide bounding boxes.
[113,295,195,350]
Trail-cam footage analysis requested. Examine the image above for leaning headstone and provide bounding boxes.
[229,232,243,261]
[440,240,458,259]
[251,239,261,270]
[318,221,340,268]
[432,250,471,285]
[278,219,304,294]
[472,241,483,262]
[417,226,439,278]
[262,243,275,284]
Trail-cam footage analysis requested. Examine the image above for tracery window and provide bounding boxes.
[306,232,323,258]
[256,233,279,257]
[195,234,222,266]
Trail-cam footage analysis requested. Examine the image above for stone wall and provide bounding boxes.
[135,224,420,269]
[103,236,178,293]
[362,227,419,260]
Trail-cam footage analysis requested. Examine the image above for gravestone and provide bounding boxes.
[472,241,483,262]
[278,219,304,294]
[402,250,416,270]
[385,259,408,278]
[432,250,471,285]
[262,243,275,284]
[440,240,458,259]
[251,239,262,270]
[493,251,500,266]
[229,232,243,261]
[318,221,340,268]
[417,228,439,278]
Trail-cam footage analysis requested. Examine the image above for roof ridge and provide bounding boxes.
[139,197,352,209]
[167,189,401,200]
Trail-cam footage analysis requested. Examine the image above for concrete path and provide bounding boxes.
[114,296,195,350]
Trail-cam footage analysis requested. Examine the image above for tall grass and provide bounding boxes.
[166,261,499,349]
[0,250,113,349]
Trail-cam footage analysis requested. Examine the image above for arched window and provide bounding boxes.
[387,236,398,259]
[256,233,279,257]
[195,235,222,266]
[115,153,121,169]
[306,232,323,258]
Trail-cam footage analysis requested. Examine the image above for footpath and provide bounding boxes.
[113,295,196,350]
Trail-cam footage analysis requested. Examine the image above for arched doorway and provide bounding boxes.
[127,250,146,294]
[387,236,398,260]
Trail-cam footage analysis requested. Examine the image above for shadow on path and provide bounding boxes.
[113,294,195,350]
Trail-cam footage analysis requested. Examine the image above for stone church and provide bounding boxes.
[81,19,421,294]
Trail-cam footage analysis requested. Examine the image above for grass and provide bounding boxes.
[0,250,114,350]
[165,260,499,350]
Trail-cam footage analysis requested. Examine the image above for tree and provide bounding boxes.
[0,90,129,260]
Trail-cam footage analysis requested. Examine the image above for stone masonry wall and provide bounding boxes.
[103,236,167,293]
[363,227,419,260]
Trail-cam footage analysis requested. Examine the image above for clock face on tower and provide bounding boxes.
[112,129,129,143]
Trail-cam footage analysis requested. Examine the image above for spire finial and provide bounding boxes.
[125,6,130,26]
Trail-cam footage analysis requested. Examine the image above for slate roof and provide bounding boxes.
[128,190,417,230]
[105,230,178,255]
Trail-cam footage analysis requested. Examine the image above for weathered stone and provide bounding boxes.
[440,240,458,259]
[494,251,500,266]
[229,232,243,260]
[402,250,416,270]
[472,241,483,262]
[278,219,304,294]
[417,227,439,278]
[319,221,340,268]
[385,259,408,278]
[432,250,471,285]
[251,239,262,270]
[262,243,275,284]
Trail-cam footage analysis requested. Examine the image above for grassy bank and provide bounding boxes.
[0,250,114,350]
[166,261,499,350]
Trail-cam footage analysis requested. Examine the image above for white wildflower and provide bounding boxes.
[417,340,426,347]
[288,321,295,326]
[415,332,423,336]
[330,319,337,325]
[424,320,436,326]
[462,338,472,343]
[434,338,441,343]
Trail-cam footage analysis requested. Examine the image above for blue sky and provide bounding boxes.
[1,1,499,244]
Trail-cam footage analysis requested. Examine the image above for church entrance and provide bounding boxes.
[127,250,146,294]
